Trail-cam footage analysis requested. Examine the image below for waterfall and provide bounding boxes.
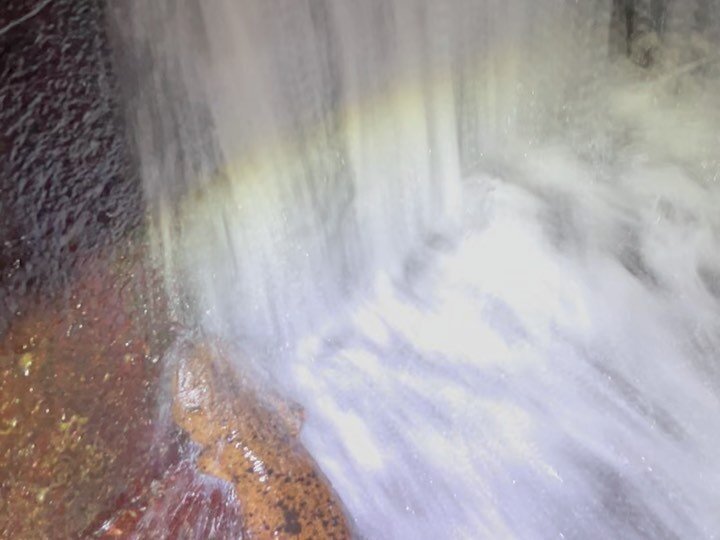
[109,0,611,348]
[109,1,720,538]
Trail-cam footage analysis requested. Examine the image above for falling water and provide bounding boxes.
[109,0,608,345]
[110,1,720,538]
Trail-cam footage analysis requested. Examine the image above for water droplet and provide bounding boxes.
[17,352,33,376]
[36,487,49,504]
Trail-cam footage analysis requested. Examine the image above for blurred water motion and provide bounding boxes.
[110,0,611,347]
[107,1,720,538]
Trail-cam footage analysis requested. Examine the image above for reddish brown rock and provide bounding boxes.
[173,340,353,539]
[0,243,179,539]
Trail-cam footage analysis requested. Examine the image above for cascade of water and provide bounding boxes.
[109,2,720,538]
[109,0,612,350]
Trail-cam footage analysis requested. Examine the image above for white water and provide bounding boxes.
[110,0,610,344]
[111,1,720,538]
[292,113,720,538]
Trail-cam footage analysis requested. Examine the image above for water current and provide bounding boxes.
[110,2,720,538]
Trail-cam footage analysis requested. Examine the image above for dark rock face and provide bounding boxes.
[0,0,142,329]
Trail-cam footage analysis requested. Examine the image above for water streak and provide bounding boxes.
[110,1,720,538]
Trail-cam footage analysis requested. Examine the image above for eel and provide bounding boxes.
[171,340,353,539]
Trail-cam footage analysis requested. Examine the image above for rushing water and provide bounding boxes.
[111,1,720,538]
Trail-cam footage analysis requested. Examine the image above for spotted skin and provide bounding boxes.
[172,341,353,539]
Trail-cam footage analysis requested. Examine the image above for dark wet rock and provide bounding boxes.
[0,0,142,331]
[85,461,244,539]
